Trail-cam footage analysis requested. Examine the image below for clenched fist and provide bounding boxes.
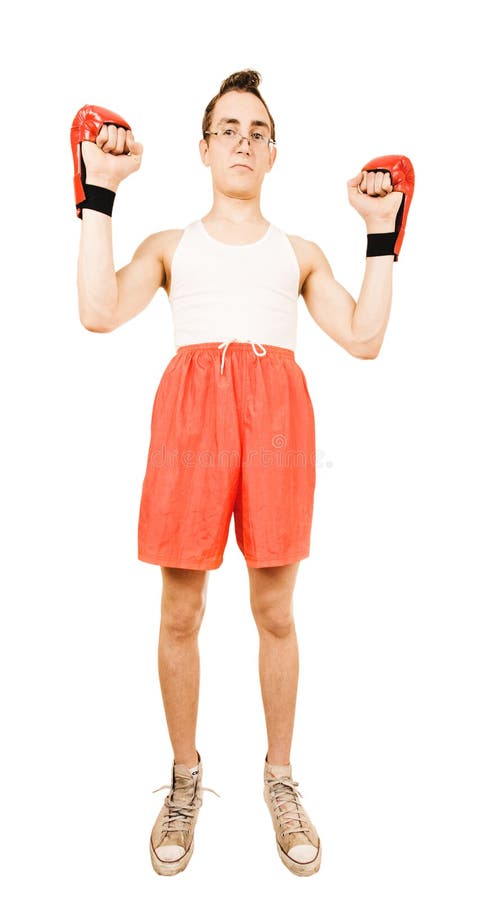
[81,124,143,191]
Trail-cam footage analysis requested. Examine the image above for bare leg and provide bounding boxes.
[158,566,209,768]
[248,562,300,766]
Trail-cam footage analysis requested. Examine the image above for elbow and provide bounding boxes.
[349,341,380,359]
[78,305,118,333]
[77,288,119,333]
[360,347,380,359]
[349,330,383,359]
[81,321,114,333]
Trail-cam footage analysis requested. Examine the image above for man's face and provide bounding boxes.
[199,90,276,195]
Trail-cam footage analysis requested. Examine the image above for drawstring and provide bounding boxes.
[217,339,267,375]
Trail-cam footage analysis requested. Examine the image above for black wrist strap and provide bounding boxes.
[366,231,396,257]
[77,183,116,219]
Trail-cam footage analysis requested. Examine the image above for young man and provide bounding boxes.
[72,69,412,878]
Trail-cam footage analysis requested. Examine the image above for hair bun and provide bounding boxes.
[220,69,261,92]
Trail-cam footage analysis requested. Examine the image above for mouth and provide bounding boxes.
[231,164,253,170]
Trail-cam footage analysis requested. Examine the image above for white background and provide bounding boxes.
[1,0,481,896]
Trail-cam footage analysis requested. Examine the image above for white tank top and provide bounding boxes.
[168,219,300,351]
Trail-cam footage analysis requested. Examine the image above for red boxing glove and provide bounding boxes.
[362,155,415,260]
[70,104,132,218]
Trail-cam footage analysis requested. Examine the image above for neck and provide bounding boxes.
[204,191,265,226]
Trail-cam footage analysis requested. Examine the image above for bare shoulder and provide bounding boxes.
[285,232,332,293]
[131,229,184,293]
[160,228,186,252]
[135,228,184,261]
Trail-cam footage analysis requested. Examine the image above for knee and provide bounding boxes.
[161,596,206,636]
[160,568,208,636]
[251,595,295,637]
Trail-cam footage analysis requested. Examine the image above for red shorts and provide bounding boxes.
[137,341,316,569]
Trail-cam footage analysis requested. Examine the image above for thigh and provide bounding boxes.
[161,565,210,597]
[234,352,316,568]
[138,348,241,569]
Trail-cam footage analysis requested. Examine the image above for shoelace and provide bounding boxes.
[217,338,267,375]
[151,781,221,833]
[265,775,312,837]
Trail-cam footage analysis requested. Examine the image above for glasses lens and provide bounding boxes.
[220,128,268,146]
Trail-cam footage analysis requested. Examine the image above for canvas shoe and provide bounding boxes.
[149,751,220,876]
[263,754,322,876]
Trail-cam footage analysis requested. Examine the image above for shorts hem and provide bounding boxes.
[242,550,310,568]
[138,552,223,570]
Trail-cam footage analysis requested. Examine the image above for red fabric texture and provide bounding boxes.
[138,342,316,569]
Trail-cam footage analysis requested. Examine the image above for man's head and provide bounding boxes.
[199,69,277,196]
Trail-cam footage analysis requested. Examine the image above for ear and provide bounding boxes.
[199,138,210,166]
[266,144,277,172]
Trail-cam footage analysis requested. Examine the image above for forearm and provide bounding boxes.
[351,218,395,356]
[77,178,119,331]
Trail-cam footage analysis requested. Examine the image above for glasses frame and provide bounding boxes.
[204,128,276,148]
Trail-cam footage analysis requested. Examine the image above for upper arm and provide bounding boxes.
[112,232,166,329]
[301,241,365,356]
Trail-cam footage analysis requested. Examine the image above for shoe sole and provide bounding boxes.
[149,836,194,876]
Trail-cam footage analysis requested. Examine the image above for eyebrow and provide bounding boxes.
[216,117,270,131]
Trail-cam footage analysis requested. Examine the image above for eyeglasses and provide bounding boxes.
[204,127,275,148]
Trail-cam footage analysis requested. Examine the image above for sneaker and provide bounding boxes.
[263,754,322,876]
[149,751,220,876]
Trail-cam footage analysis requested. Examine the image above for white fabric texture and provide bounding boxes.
[168,219,301,351]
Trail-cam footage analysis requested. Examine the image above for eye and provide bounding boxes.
[251,132,264,141]
[223,128,235,135]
